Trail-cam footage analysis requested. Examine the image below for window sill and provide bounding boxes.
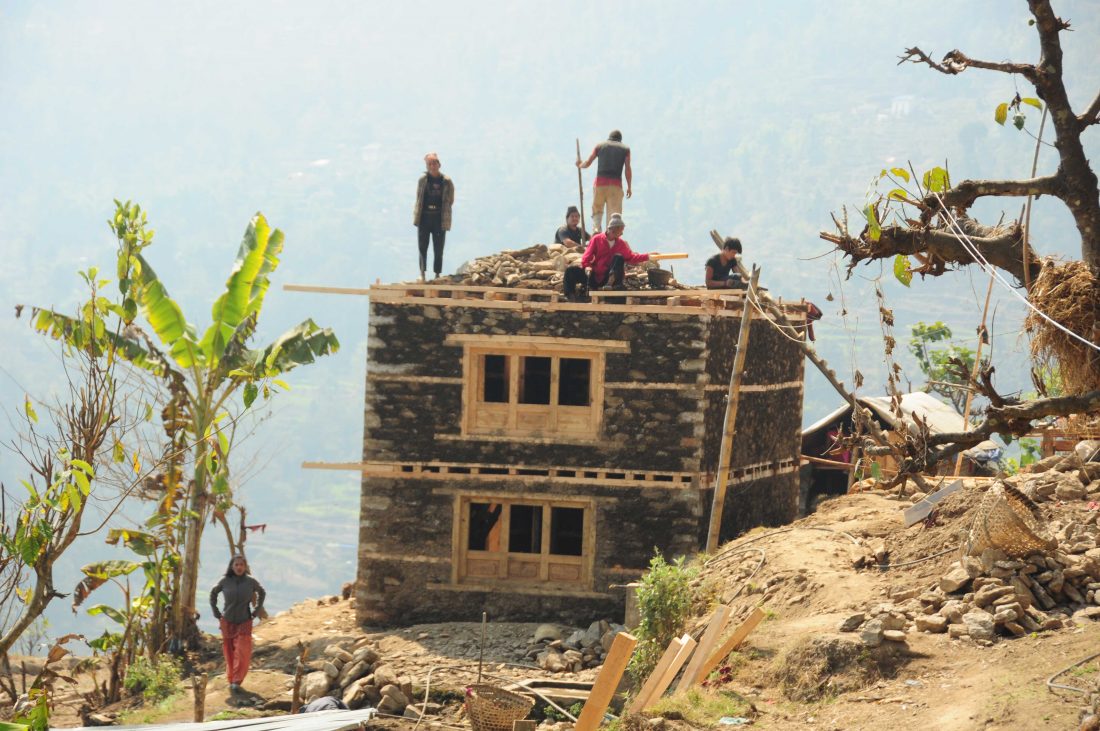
[438,432,615,447]
[426,582,611,599]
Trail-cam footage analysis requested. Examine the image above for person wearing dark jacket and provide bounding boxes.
[554,206,589,248]
[210,554,266,693]
[413,152,455,281]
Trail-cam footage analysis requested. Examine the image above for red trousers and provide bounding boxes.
[220,618,253,684]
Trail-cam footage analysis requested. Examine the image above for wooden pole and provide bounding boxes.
[192,672,208,722]
[290,641,309,714]
[576,139,588,243]
[695,607,765,683]
[575,632,637,731]
[477,611,488,683]
[677,605,732,691]
[706,266,761,553]
[953,274,994,477]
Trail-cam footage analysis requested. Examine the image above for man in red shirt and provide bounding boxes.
[563,213,654,301]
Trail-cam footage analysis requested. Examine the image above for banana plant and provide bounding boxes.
[30,201,339,645]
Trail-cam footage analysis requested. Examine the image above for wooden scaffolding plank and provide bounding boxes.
[627,637,688,714]
[695,607,766,682]
[574,632,637,731]
[705,265,761,553]
[636,634,696,712]
[677,604,732,691]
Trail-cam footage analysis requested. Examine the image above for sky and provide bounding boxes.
[1,1,1098,642]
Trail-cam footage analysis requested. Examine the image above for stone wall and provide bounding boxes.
[358,299,805,624]
[356,473,704,625]
[365,303,713,472]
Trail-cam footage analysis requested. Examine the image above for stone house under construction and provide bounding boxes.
[353,283,808,625]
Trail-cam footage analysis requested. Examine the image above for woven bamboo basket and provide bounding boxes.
[465,685,534,731]
[967,482,1057,558]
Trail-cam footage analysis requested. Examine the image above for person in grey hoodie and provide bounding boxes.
[210,554,266,693]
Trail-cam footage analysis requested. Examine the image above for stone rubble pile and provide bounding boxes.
[300,637,425,717]
[843,466,1100,647]
[446,243,683,290]
[523,620,627,673]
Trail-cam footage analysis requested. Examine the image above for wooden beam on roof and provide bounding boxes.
[444,333,631,352]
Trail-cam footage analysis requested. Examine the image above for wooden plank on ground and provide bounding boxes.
[639,634,696,712]
[696,607,765,682]
[678,604,732,691]
[627,637,686,714]
[903,479,963,527]
[575,632,637,731]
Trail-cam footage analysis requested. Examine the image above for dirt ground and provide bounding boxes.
[30,490,1100,730]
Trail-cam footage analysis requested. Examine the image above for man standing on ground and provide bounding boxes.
[413,152,455,281]
[705,237,746,289]
[562,213,653,300]
[577,130,631,233]
[554,206,590,248]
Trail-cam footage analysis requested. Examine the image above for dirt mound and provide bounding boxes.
[771,635,910,701]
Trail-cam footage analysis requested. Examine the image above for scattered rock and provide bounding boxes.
[838,613,865,632]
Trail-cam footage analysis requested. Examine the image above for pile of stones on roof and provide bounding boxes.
[445,243,686,290]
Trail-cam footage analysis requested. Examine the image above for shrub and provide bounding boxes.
[627,551,698,683]
[123,654,181,702]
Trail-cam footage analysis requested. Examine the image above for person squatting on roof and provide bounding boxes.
[705,237,746,289]
[555,205,590,248]
[562,213,654,301]
[210,554,266,694]
[577,129,631,234]
[413,152,455,281]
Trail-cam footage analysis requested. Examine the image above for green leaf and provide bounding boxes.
[1021,97,1042,110]
[243,382,258,408]
[130,253,202,369]
[29,308,171,376]
[199,213,284,364]
[1013,112,1026,130]
[272,378,290,391]
[922,166,949,194]
[88,631,122,652]
[888,188,911,203]
[70,458,94,476]
[106,528,161,556]
[212,474,230,496]
[994,102,1008,125]
[112,441,125,464]
[889,167,910,182]
[893,255,913,287]
[73,470,91,496]
[24,396,38,424]
[86,604,127,624]
[81,559,142,580]
[870,462,883,481]
[144,403,154,422]
[249,319,340,378]
[863,204,881,242]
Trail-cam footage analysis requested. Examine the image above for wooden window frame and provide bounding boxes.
[453,494,596,589]
[460,344,606,439]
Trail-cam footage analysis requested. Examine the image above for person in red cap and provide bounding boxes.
[562,213,654,301]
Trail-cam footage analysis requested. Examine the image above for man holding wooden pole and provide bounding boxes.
[578,129,632,234]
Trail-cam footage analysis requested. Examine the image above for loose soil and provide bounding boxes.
[27,490,1100,730]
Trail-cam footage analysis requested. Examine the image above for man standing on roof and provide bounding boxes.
[577,130,631,233]
[413,152,455,281]
[554,205,590,248]
[562,213,653,301]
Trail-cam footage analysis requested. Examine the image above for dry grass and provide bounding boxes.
[770,636,907,702]
[1024,260,1100,395]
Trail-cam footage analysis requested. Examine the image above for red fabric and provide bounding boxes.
[580,233,648,282]
[594,176,622,187]
[220,618,253,684]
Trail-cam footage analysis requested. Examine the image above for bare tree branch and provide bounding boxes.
[1079,87,1100,128]
[898,47,1036,81]
[930,175,1062,212]
[821,216,1041,284]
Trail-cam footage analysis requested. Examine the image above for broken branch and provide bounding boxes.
[898,47,1036,81]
